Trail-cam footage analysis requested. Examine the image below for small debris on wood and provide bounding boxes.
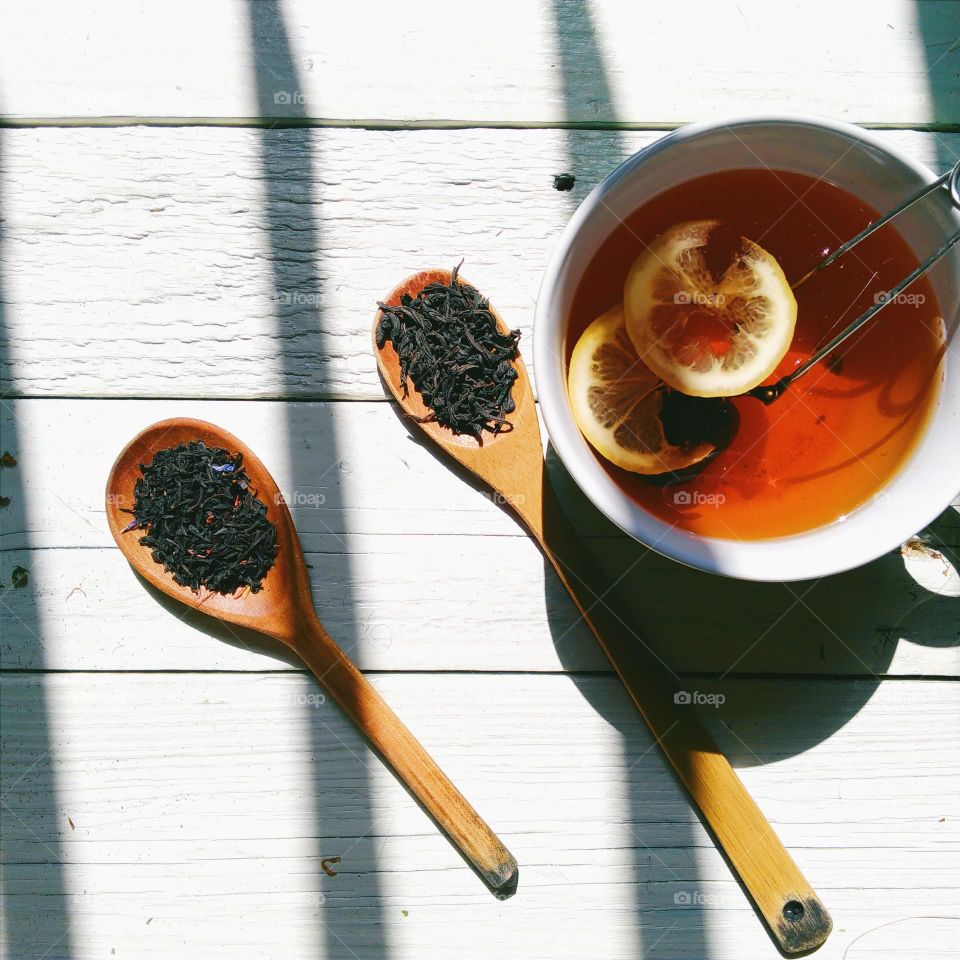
[68,816,76,830]
[401,910,409,918]
[320,855,341,877]
[11,566,28,589]
[0,496,10,508]
[901,535,945,564]
[1,451,17,467]
[553,173,576,191]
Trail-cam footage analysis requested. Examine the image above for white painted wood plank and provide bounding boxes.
[1,127,958,400]
[2,673,958,959]
[2,399,957,675]
[1,1,957,125]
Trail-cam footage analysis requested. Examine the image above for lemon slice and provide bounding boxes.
[567,305,715,474]
[623,220,797,398]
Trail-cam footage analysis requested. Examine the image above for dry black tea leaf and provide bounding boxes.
[376,264,520,441]
[127,440,278,595]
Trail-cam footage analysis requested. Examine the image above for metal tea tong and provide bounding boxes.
[747,159,960,404]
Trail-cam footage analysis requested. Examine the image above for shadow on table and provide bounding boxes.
[545,2,721,954]
[545,448,960,684]
[139,576,303,665]
[0,129,76,956]
[244,1,392,956]
[544,438,959,765]
[914,2,960,172]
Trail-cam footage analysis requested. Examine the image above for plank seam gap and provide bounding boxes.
[1,118,959,134]
[1,668,955,681]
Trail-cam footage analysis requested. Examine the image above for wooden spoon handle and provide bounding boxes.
[289,614,518,894]
[524,477,832,953]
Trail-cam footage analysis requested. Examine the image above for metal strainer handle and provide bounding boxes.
[747,159,960,404]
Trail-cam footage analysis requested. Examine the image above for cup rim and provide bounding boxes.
[533,113,959,581]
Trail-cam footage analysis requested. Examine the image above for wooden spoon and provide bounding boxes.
[105,418,518,894]
[373,270,833,954]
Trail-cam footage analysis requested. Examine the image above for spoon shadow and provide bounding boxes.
[134,571,302,667]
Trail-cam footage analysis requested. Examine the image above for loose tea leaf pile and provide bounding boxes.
[126,441,278,594]
[376,264,521,440]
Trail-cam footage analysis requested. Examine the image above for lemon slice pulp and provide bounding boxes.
[623,220,797,398]
[567,305,716,474]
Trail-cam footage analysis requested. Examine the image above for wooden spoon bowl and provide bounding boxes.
[105,417,518,894]
[105,418,309,637]
[375,268,541,458]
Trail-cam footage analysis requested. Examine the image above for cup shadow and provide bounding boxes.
[545,446,958,744]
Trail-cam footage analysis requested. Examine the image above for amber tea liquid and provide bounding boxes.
[566,168,945,540]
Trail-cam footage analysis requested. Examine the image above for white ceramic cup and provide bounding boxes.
[534,116,960,581]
